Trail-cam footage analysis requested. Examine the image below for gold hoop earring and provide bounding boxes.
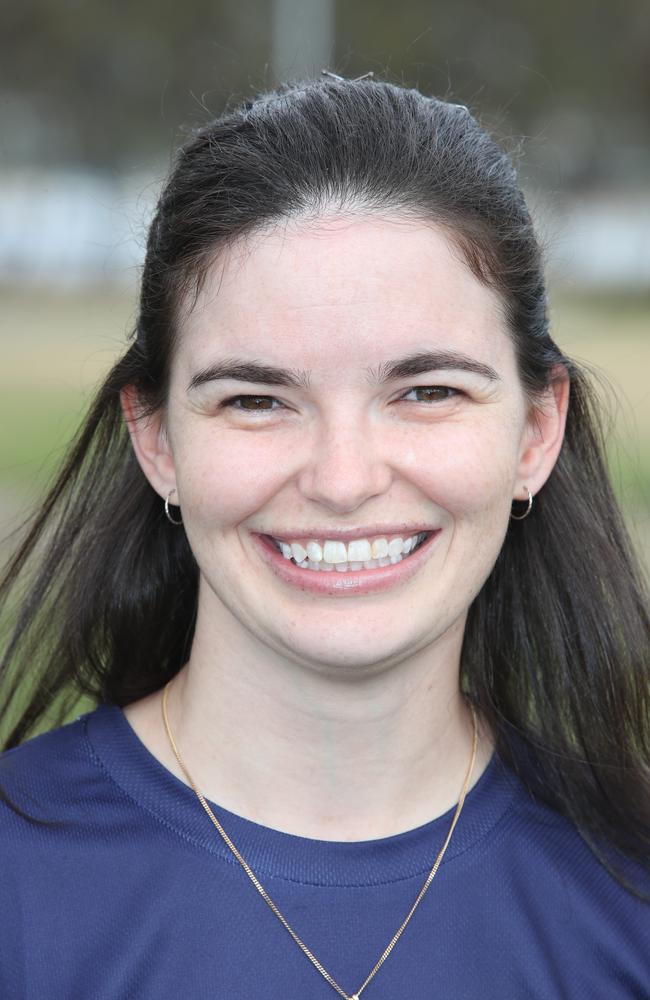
[164,489,183,526]
[510,486,533,521]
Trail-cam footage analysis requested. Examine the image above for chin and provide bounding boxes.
[270,618,444,675]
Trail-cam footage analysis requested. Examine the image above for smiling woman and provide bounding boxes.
[1,76,649,999]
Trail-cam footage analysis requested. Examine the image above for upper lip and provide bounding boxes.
[258,525,437,542]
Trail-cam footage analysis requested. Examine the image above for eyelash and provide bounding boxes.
[221,386,462,413]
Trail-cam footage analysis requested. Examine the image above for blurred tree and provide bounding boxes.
[0,0,269,167]
[1,0,648,186]
[337,0,650,185]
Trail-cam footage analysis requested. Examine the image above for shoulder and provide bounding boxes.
[0,707,109,830]
[499,764,650,927]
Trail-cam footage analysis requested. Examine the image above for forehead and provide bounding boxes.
[176,213,513,375]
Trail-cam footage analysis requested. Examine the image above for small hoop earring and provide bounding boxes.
[510,486,533,521]
[164,489,183,526]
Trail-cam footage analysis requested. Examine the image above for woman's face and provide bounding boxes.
[134,214,566,673]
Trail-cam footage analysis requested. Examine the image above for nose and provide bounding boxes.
[296,411,393,514]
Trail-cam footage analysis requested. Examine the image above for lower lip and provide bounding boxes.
[252,531,440,596]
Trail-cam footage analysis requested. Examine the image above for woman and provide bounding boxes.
[1,74,649,999]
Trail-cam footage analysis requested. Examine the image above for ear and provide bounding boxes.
[120,385,177,500]
[515,365,570,501]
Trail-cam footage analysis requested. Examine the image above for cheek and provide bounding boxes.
[401,420,521,519]
[173,428,290,527]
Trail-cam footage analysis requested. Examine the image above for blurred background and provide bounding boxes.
[1,0,649,573]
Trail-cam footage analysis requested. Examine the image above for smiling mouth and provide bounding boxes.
[265,531,432,572]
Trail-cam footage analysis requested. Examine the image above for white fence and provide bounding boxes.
[1,171,649,290]
[532,192,650,290]
[0,170,160,289]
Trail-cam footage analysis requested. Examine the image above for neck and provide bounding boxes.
[125,610,495,842]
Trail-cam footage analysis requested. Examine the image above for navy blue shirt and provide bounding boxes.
[1,702,649,998]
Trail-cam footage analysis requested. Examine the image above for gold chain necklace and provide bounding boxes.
[162,678,478,1000]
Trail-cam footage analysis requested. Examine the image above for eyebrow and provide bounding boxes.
[187,350,500,393]
[369,351,500,384]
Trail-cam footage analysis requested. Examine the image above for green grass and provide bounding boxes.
[0,287,133,528]
[0,384,89,485]
[549,291,650,549]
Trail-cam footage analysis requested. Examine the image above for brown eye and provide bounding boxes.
[402,386,460,403]
[224,395,280,411]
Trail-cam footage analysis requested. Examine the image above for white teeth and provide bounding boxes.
[323,540,347,564]
[306,540,323,562]
[371,538,389,559]
[273,531,428,570]
[347,539,372,562]
[387,538,404,557]
[291,542,308,563]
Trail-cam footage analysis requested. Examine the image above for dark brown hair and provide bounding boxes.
[1,76,649,898]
